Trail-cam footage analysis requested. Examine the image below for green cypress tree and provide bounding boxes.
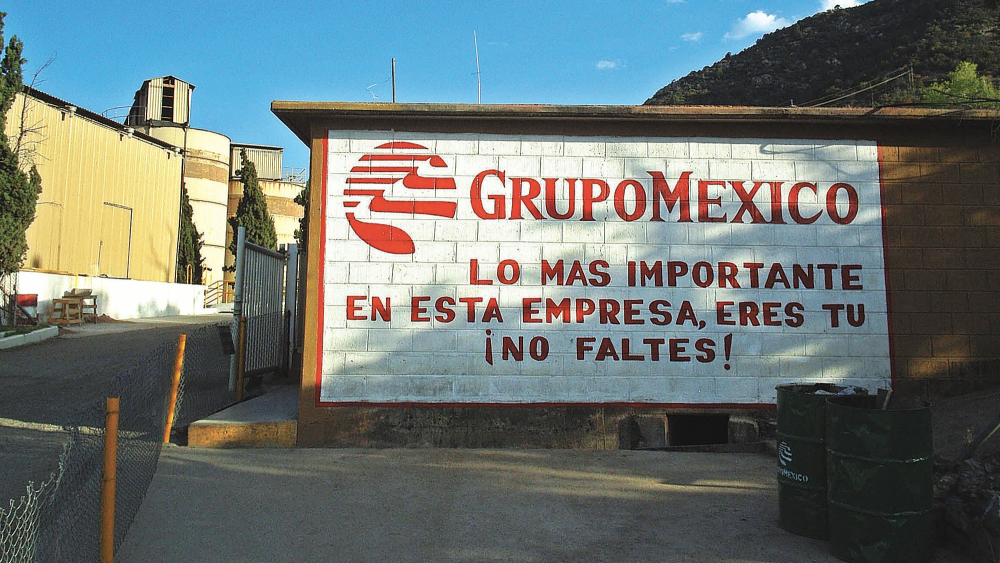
[0,12,42,277]
[226,149,276,270]
[176,184,204,283]
[293,180,308,248]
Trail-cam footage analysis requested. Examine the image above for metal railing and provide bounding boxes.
[99,106,133,124]
[281,167,307,183]
[203,280,235,308]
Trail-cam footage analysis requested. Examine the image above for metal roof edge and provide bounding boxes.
[272,101,997,146]
[24,87,182,152]
[231,141,284,151]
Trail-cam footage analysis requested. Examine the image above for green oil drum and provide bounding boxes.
[775,383,844,540]
[826,395,933,563]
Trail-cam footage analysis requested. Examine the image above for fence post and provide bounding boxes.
[233,226,246,319]
[163,334,187,443]
[101,397,120,563]
[236,317,248,401]
[229,226,246,392]
[283,243,298,376]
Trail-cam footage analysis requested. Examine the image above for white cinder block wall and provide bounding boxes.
[18,271,210,320]
[320,132,889,405]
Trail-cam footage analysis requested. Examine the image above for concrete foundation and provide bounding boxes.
[296,403,772,449]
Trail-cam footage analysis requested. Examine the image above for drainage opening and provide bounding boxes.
[667,414,730,446]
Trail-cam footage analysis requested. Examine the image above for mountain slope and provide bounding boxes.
[645,0,1000,107]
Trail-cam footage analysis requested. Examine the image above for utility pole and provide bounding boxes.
[474,31,482,104]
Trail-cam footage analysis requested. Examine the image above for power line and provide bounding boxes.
[365,75,392,100]
[797,66,912,108]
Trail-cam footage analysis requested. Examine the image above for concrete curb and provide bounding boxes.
[188,420,297,448]
[188,386,299,448]
[0,417,65,433]
[0,326,59,350]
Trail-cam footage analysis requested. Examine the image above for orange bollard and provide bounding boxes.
[101,397,120,563]
[163,334,187,444]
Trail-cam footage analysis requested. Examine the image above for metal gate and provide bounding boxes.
[231,227,301,389]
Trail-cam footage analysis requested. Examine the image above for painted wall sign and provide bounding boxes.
[319,131,890,405]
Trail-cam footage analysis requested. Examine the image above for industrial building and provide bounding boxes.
[5,88,183,282]
[3,77,304,319]
[272,101,1000,447]
[125,77,305,288]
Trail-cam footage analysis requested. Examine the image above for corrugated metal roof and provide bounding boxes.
[230,143,283,181]
[24,88,179,151]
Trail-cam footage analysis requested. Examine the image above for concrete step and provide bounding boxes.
[212,303,235,313]
[187,385,299,448]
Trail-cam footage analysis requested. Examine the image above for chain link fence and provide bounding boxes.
[174,323,239,429]
[0,323,236,562]
[0,272,16,327]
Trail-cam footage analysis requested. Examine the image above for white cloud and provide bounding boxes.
[681,32,703,42]
[724,11,791,40]
[819,0,865,10]
[596,60,620,70]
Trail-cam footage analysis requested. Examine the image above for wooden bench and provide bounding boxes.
[77,295,98,323]
[53,289,99,324]
[51,298,84,325]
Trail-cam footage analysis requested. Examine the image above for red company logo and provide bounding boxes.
[344,142,457,254]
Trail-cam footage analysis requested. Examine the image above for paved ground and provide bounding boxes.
[0,313,976,561]
[119,448,850,563]
[0,314,229,424]
[0,314,229,505]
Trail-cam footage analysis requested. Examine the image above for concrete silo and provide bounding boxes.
[129,77,232,285]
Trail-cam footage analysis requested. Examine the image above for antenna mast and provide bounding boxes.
[392,58,396,103]
[474,31,481,104]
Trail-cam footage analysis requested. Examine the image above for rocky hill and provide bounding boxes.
[645,0,1000,107]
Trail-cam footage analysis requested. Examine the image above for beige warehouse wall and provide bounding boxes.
[6,92,183,282]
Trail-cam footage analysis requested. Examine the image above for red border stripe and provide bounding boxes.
[877,144,897,388]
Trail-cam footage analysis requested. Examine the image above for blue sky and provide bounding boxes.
[4,0,870,170]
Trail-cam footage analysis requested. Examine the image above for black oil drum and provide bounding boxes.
[775,383,844,540]
[826,394,933,563]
